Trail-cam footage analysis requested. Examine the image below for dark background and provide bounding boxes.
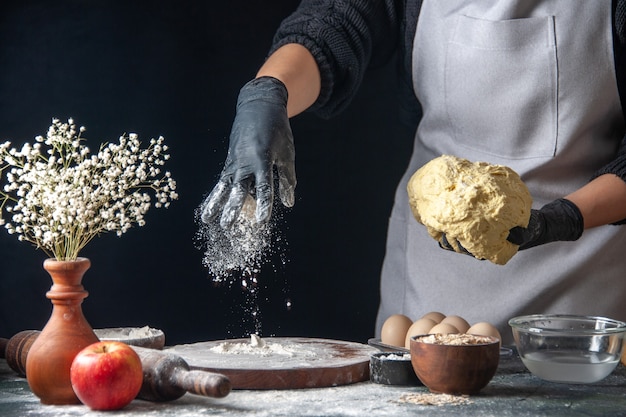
[0,1,414,345]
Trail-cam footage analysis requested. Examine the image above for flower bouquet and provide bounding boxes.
[0,118,177,260]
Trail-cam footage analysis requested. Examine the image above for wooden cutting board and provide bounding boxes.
[166,337,378,390]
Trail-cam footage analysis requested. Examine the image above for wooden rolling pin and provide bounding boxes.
[2,331,231,401]
[3,330,39,377]
[132,346,231,401]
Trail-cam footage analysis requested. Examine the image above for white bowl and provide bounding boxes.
[94,326,165,349]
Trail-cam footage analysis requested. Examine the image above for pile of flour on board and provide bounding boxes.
[209,334,318,358]
[195,194,284,282]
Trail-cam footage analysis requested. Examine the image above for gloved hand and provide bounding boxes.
[438,234,474,256]
[201,76,296,228]
[507,198,584,250]
[438,198,584,256]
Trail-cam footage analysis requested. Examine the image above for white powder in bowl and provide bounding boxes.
[380,353,411,361]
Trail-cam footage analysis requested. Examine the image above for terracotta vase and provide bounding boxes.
[25,257,99,405]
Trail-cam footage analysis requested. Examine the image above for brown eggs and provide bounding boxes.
[421,311,446,324]
[441,315,471,333]
[467,322,501,342]
[404,318,437,348]
[381,314,413,347]
[429,322,460,335]
[382,312,501,349]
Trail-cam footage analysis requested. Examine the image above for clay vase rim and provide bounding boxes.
[43,257,91,274]
[43,257,91,264]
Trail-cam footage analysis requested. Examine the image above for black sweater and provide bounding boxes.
[270,0,626,186]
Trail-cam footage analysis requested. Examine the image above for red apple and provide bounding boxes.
[70,341,143,411]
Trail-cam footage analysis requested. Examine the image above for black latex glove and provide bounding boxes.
[438,234,474,256]
[201,76,296,228]
[507,198,584,250]
[438,198,583,256]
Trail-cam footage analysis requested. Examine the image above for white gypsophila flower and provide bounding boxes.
[0,118,178,260]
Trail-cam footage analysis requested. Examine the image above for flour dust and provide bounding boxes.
[194,194,291,337]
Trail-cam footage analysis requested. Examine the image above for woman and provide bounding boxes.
[202,0,626,343]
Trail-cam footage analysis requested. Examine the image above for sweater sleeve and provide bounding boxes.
[268,0,402,119]
[590,0,626,224]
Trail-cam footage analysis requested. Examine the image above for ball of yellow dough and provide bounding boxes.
[407,155,532,265]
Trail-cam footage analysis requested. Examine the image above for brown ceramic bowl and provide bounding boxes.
[410,334,500,395]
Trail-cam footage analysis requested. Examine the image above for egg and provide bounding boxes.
[467,322,502,345]
[381,314,413,347]
[404,318,437,348]
[421,311,446,323]
[441,315,471,333]
[429,322,460,335]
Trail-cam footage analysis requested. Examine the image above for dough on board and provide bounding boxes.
[407,155,532,265]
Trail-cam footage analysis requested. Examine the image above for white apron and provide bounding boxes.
[376,0,626,345]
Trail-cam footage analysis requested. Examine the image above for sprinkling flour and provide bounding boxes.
[195,193,291,337]
[195,195,277,281]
